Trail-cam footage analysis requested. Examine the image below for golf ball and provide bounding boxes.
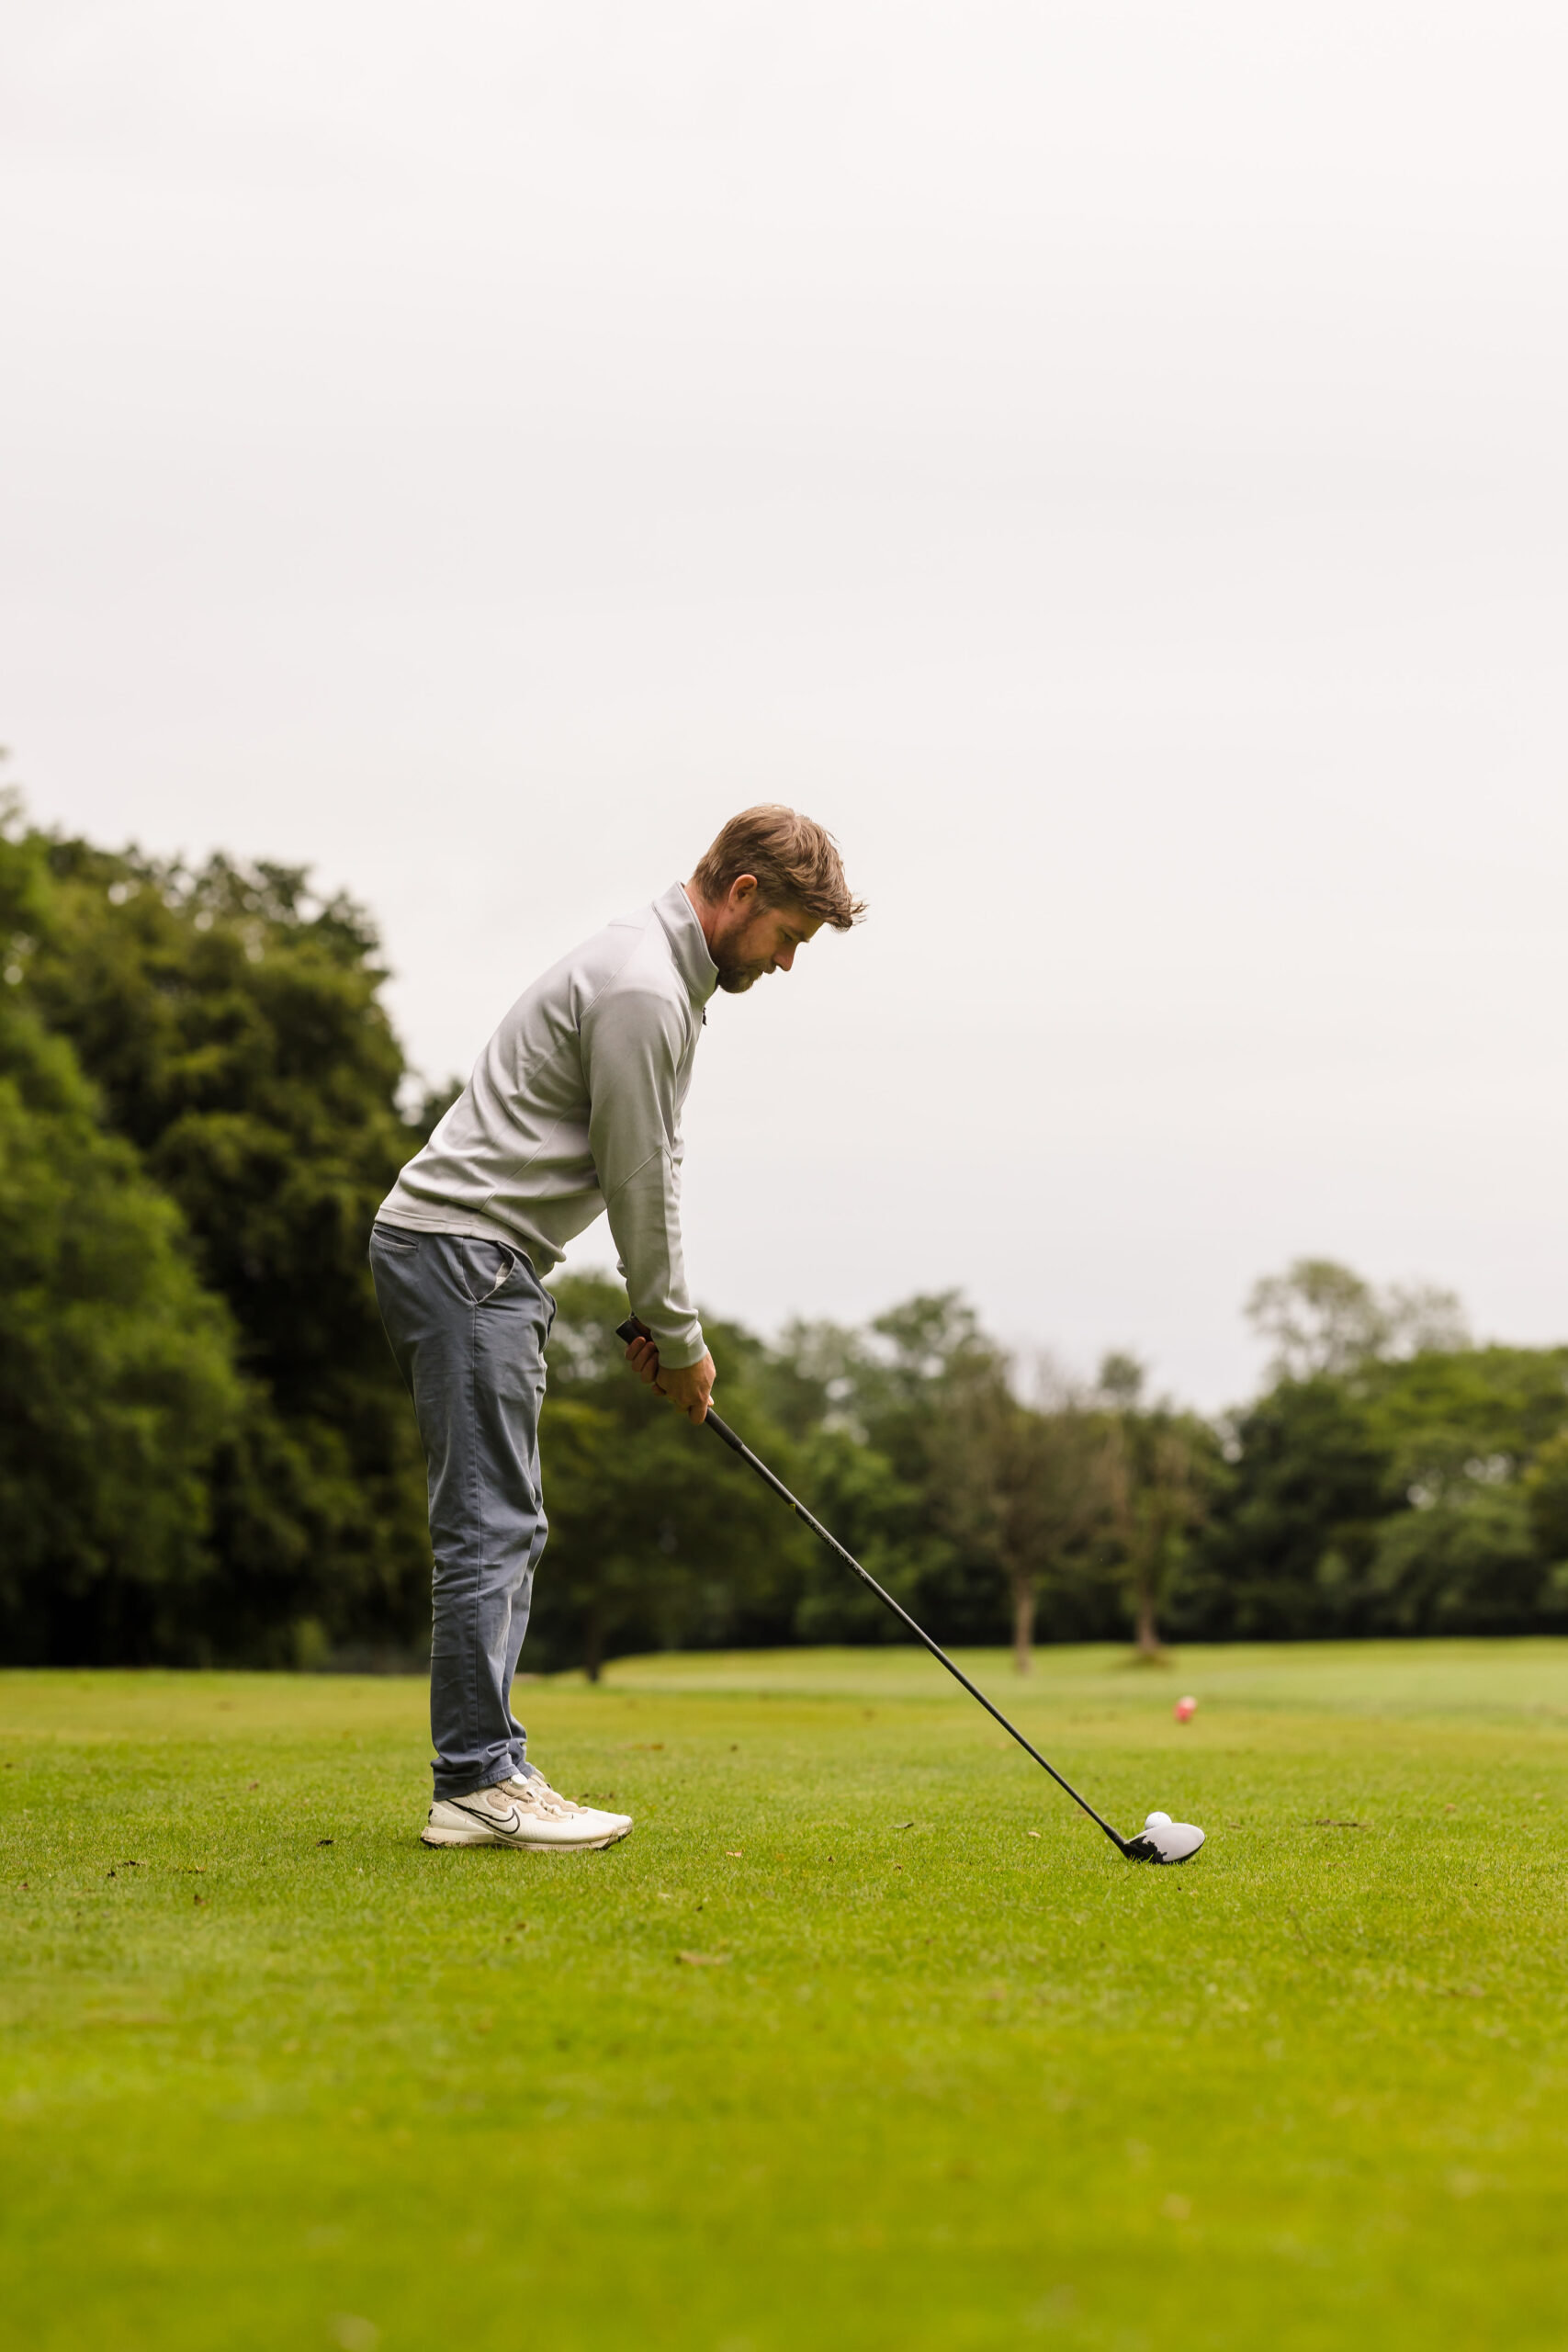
[1175,1695,1198,1723]
[1145,1812,1172,1829]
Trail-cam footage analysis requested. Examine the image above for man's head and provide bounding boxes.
[686,806,865,995]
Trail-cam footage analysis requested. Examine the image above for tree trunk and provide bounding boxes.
[1012,1573,1036,1675]
[1134,1576,1160,1657]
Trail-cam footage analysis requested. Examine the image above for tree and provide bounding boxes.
[761,1298,970,1644]
[1096,1355,1218,1656]
[788,1426,940,1645]
[1353,1346,1568,1633]
[1187,1331,1568,1640]
[1247,1258,1469,1383]
[926,1359,1119,1673]
[1364,1483,1541,1632]
[1362,1343,1568,1470]
[0,809,436,1662]
[531,1275,816,1677]
[1525,1427,1568,1566]
[1178,1376,1387,1639]
[0,950,243,1657]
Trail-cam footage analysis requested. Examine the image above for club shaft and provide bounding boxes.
[700,1404,1130,1854]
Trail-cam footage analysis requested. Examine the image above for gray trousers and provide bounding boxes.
[369,1223,554,1801]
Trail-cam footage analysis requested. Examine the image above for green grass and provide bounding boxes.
[4,1641,1567,2352]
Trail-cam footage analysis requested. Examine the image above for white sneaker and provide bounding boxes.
[422,1773,633,1852]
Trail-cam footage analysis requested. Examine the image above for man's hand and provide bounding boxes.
[624,1332,716,1425]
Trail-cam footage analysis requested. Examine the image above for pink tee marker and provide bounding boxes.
[1174,1695,1198,1724]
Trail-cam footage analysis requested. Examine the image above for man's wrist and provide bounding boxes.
[638,1335,706,1372]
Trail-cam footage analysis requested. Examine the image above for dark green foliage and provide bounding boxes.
[1362,1344,1568,1474]
[818,1294,1010,1645]
[534,1283,1008,1670]
[1362,1485,1542,1632]
[0,811,433,1663]
[1097,1376,1225,1656]
[1525,1428,1568,1571]
[1179,1345,1568,1638]
[1176,1376,1388,1638]
[787,1430,937,1644]
[0,839,242,1657]
[531,1275,818,1675]
[1354,1348,1568,1634]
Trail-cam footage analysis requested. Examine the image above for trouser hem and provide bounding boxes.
[433,1770,518,1804]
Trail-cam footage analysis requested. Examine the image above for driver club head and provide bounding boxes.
[1122,1810,1206,1865]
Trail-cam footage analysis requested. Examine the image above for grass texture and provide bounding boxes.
[3,1641,1566,2352]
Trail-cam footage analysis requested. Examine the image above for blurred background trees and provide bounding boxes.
[1246,1258,1471,1382]
[4,804,1568,1673]
[1094,1354,1221,1658]
[0,927,242,1660]
[925,1351,1119,1673]
[0,806,433,1666]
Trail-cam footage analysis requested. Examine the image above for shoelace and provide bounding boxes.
[508,1778,587,1817]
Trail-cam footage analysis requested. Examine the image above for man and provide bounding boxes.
[370,806,863,1854]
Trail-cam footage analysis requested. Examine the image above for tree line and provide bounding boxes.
[3,799,1566,1672]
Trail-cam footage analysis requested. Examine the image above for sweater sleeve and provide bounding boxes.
[581,981,706,1368]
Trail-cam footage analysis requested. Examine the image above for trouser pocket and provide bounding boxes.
[457,1238,519,1305]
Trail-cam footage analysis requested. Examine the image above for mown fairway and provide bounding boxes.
[3,1642,1566,2352]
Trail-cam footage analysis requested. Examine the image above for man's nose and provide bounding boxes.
[774,944,795,971]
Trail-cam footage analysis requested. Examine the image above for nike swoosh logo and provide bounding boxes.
[456,1798,522,1832]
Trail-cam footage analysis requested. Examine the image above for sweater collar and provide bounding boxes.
[653,879,720,1009]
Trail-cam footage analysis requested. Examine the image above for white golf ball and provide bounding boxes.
[1145,1811,1172,1829]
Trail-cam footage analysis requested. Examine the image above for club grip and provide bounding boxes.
[616,1316,652,1346]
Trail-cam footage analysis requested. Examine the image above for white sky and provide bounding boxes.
[3,2,1565,1406]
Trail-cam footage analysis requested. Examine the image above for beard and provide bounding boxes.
[711,927,773,994]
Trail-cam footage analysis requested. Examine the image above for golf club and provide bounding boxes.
[616,1317,1204,1864]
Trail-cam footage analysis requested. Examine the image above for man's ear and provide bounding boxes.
[728,873,760,910]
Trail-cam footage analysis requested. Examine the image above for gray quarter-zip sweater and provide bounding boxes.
[377,880,716,1366]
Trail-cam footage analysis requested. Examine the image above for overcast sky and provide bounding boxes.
[4,2,1565,1405]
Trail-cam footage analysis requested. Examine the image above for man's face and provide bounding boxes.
[707,878,822,994]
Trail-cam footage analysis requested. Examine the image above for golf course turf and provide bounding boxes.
[3,1642,1566,2350]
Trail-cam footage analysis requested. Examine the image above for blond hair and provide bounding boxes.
[691,806,864,930]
